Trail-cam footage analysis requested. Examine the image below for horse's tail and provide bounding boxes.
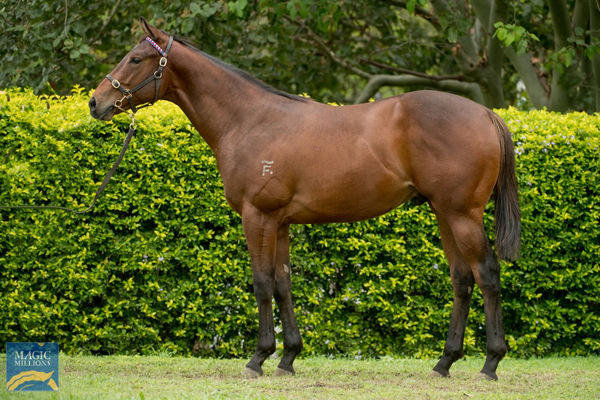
[489,110,521,262]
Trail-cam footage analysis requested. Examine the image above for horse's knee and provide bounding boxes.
[253,274,274,299]
[451,270,475,297]
[476,274,500,297]
[455,285,474,305]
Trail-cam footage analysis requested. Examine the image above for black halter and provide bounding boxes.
[105,36,174,114]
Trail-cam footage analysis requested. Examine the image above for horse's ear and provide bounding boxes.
[140,17,159,39]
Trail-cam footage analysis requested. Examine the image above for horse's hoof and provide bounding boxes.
[273,367,295,377]
[479,371,498,381]
[431,369,449,378]
[243,367,263,379]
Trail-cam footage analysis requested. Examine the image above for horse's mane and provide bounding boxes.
[174,37,309,103]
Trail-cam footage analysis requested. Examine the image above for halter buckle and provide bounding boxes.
[111,80,121,89]
[159,57,168,67]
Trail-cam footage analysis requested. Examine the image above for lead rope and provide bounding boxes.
[0,115,136,214]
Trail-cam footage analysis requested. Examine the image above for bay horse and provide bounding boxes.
[89,18,520,381]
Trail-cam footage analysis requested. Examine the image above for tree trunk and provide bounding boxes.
[548,0,576,111]
[589,0,600,111]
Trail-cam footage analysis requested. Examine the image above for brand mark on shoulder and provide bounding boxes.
[261,160,274,176]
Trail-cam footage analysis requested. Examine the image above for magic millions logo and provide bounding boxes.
[6,342,59,392]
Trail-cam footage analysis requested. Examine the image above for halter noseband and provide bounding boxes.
[105,36,174,114]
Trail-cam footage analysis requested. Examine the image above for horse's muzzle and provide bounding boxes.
[89,96,114,121]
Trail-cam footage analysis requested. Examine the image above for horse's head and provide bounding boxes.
[89,18,173,121]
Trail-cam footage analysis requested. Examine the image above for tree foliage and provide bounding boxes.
[1,0,600,111]
[263,0,600,111]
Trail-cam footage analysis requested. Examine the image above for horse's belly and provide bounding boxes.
[286,173,415,224]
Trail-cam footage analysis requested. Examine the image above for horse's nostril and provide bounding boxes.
[89,97,96,110]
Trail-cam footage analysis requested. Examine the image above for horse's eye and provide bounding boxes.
[130,57,142,64]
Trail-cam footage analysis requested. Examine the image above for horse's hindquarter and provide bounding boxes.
[396,91,501,211]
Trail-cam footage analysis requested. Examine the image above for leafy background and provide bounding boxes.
[0,88,599,359]
[3,0,600,111]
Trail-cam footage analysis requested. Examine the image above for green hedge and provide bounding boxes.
[1,88,599,358]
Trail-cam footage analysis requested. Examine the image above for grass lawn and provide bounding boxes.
[1,354,599,399]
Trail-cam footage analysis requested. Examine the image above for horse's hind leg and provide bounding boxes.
[433,210,507,380]
[474,246,507,380]
[432,215,475,378]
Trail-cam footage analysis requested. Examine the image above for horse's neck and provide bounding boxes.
[165,46,268,153]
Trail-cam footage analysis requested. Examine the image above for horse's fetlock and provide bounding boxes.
[443,347,464,363]
[490,342,507,359]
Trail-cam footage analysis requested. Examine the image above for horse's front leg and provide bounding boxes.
[242,209,278,378]
[273,223,303,375]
